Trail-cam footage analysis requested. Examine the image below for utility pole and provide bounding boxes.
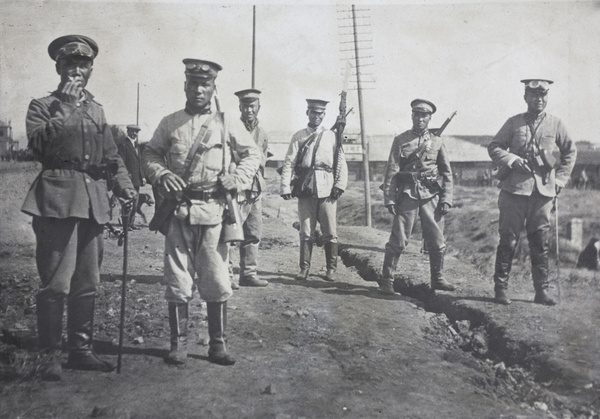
[136,83,140,126]
[252,5,256,88]
[337,5,374,227]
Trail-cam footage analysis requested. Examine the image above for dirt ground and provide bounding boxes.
[1,163,600,419]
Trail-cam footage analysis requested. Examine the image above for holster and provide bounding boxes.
[149,197,179,235]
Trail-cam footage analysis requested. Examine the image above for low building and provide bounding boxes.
[0,120,19,160]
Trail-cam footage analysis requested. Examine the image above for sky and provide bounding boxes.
[1,0,599,148]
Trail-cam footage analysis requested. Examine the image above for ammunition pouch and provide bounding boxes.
[419,173,443,193]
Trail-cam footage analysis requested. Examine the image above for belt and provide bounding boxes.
[43,161,117,180]
[313,164,332,173]
[184,189,225,201]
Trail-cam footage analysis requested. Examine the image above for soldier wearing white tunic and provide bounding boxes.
[143,59,261,366]
[280,99,348,282]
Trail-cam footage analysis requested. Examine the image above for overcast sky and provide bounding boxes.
[1,0,599,148]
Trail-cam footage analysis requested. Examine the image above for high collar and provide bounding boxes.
[242,118,259,132]
[525,111,546,122]
[185,103,212,116]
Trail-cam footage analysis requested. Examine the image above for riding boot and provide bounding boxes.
[529,230,556,306]
[66,295,115,372]
[430,250,456,291]
[36,294,65,381]
[296,240,313,280]
[206,301,236,366]
[166,302,189,365]
[323,242,338,282]
[380,251,398,295]
[239,243,268,287]
[493,242,516,292]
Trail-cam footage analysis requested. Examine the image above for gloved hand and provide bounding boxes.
[555,180,564,196]
[281,194,293,200]
[330,187,344,200]
[160,172,187,194]
[120,187,138,220]
[434,202,451,222]
[386,204,397,216]
[512,157,532,174]
[219,173,238,193]
[395,171,418,184]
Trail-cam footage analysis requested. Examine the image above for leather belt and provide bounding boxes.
[184,189,225,201]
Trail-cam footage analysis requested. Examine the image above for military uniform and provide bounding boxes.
[380,99,455,294]
[142,59,260,365]
[488,79,577,305]
[22,35,136,380]
[230,88,270,287]
[280,99,348,281]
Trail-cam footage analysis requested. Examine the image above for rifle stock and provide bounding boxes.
[214,89,244,243]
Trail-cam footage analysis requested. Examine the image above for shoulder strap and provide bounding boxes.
[309,131,325,166]
[181,113,217,182]
[295,131,320,170]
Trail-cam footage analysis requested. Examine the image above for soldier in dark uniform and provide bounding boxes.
[21,35,137,380]
[117,124,146,228]
[380,99,455,295]
[488,79,577,305]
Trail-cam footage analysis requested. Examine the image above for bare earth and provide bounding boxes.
[1,163,599,419]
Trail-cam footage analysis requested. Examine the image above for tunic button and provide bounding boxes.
[84,154,90,160]
[76,103,81,107]
[85,178,91,184]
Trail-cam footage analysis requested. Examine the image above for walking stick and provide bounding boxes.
[554,195,562,303]
[117,200,131,373]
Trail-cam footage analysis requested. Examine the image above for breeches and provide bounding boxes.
[239,197,262,245]
[497,189,553,252]
[32,216,102,300]
[297,197,338,243]
[385,194,445,256]
[163,217,233,303]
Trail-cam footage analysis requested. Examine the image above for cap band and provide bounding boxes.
[55,42,95,61]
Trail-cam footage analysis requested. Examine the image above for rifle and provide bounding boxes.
[331,61,353,184]
[214,89,244,243]
[431,110,457,137]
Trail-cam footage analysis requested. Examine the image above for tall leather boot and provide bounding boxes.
[380,251,398,295]
[239,243,268,287]
[430,249,456,291]
[324,242,338,282]
[65,295,115,372]
[493,242,516,305]
[529,230,556,306]
[36,294,65,381]
[296,240,313,280]
[206,301,236,366]
[166,302,189,365]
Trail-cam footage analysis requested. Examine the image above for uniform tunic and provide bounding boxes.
[22,90,133,298]
[381,129,453,255]
[143,109,260,303]
[280,125,348,243]
[488,111,577,289]
[235,120,270,280]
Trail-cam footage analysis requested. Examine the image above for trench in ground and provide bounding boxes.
[338,247,598,417]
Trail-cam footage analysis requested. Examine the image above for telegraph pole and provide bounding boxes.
[338,5,374,227]
[252,5,256,88]
[136,83,140,126]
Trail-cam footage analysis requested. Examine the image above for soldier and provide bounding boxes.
[280,99,348,282]
[117,124,146,229]
[488,79,577,305]
[21,35,137,380]
[228,88,270,288]
[380,99,455,295]
[142,58,261,366]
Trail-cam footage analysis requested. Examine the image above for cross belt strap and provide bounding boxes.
[180,113,217,183]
